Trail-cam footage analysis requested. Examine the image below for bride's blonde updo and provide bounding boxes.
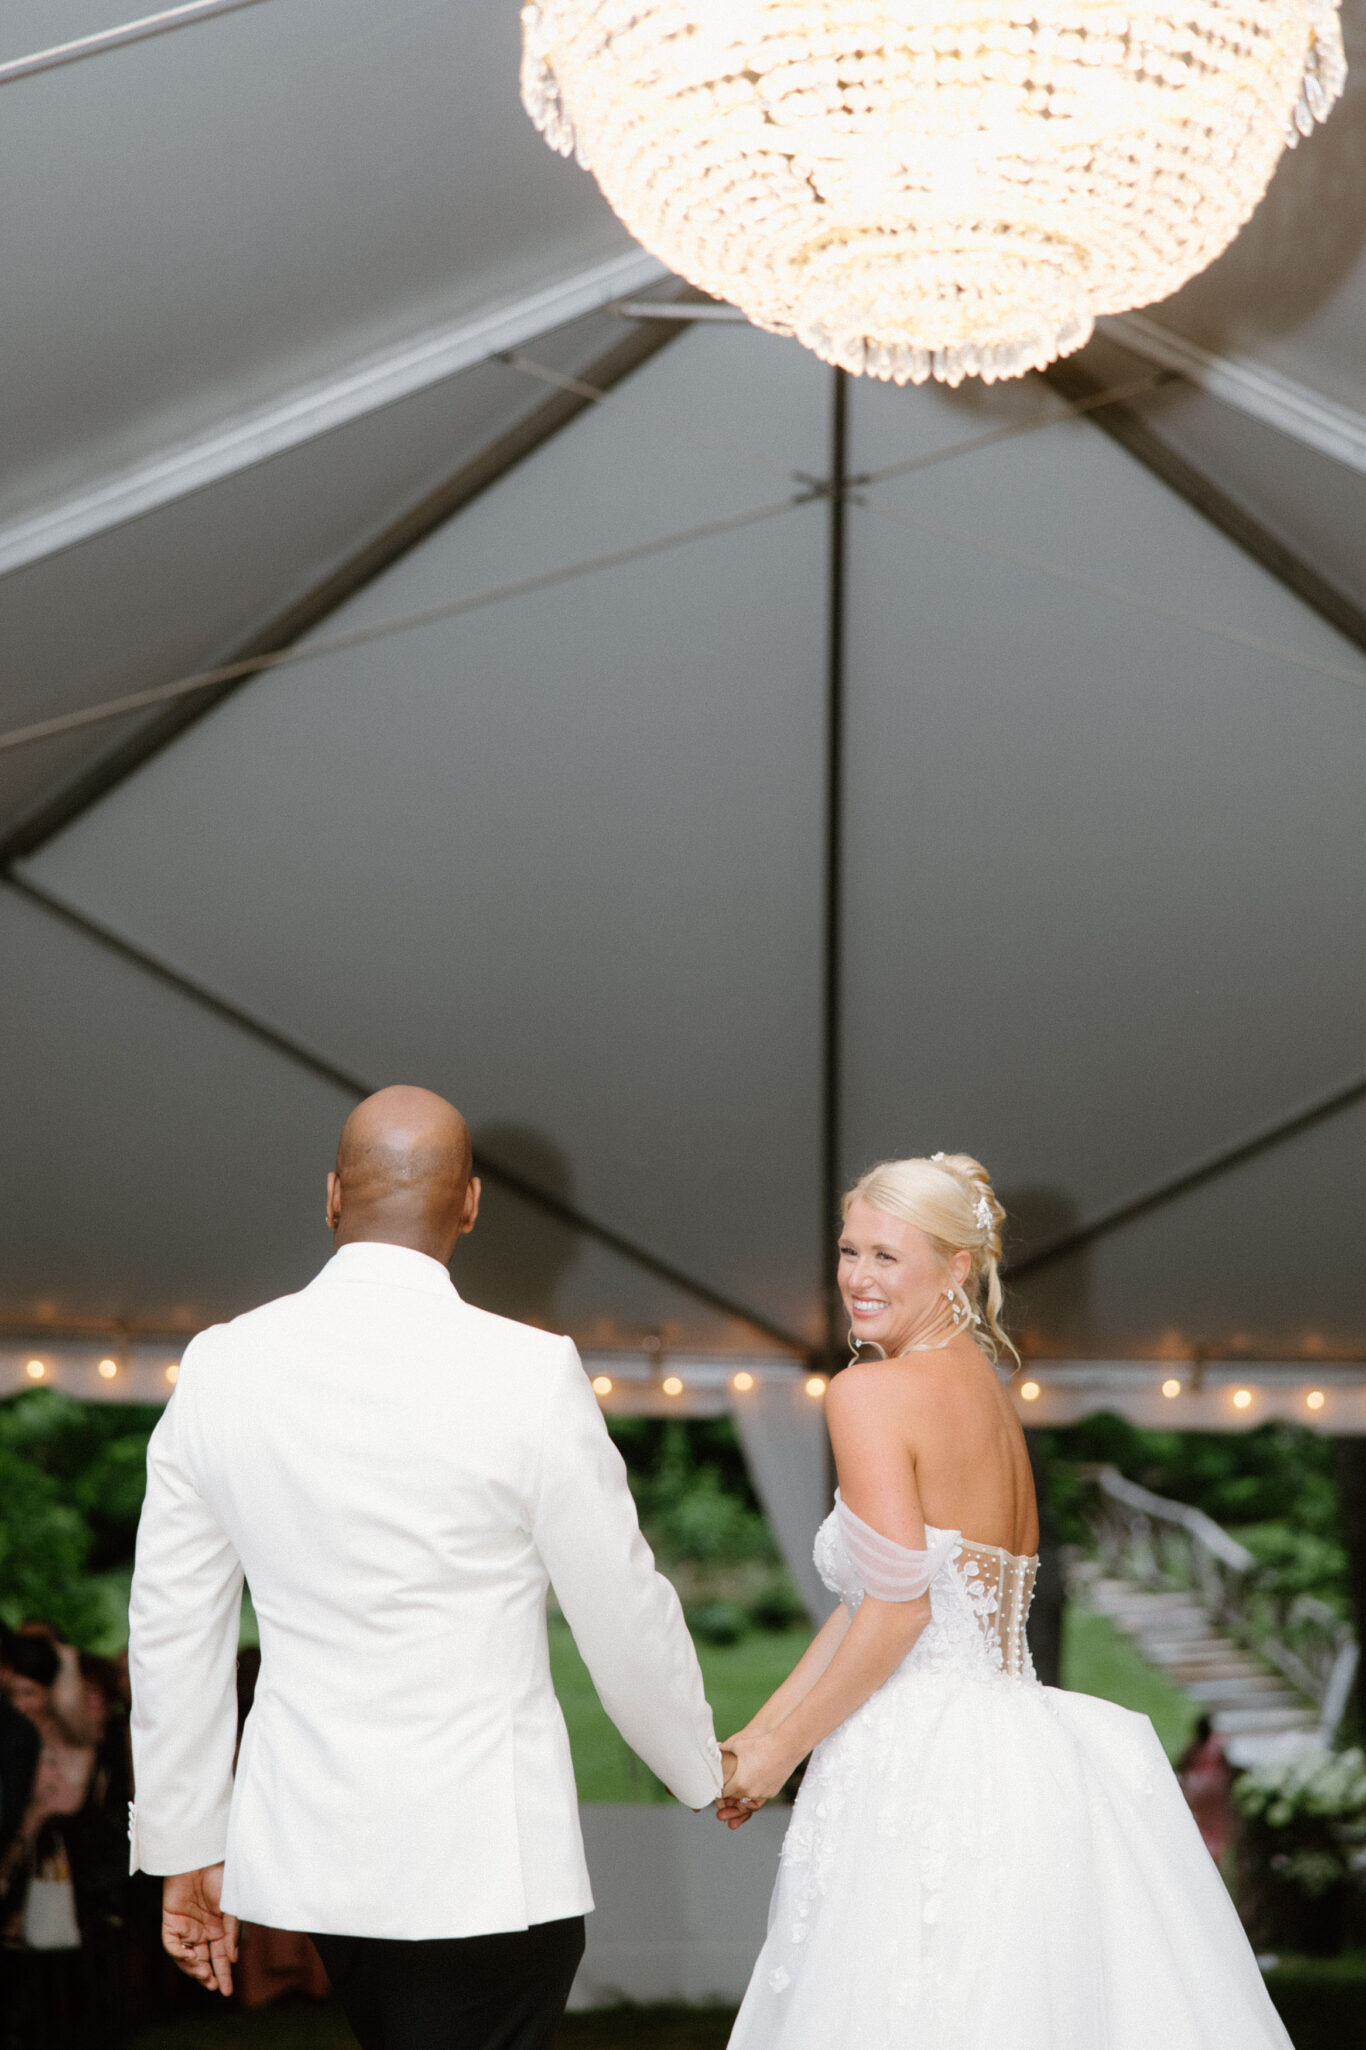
[842,1152,1019,1369]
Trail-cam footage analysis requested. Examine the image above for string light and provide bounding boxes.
[731,1370,755,1393]
[1162,1378,1182,1399]
[592,1374,613,1396]
[97,1358,119,1380]
[1232,1387,1253,1410]
[165,1363,180,1386]
[661,1374,684,1397]
[805,1375,828,1399]
[25,1359,45,1380]
[523,2,1346,387]
[1019,1380,1041,1402]
[1306,1389,1326,1412]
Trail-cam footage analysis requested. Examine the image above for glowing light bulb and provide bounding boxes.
[1306,1389,1326,1412]
[592,1375,613,1396]
[25,1359,45,1380]
[97,1359,118,1380]
[1162,1378,1182,1399]
[731,1370,755,1393]
[661,1375,684,1397]
[1019,1380,1041,1402]
[805,1375,828,1399]
[1232,1387,1253,1410]
[165,1363,180,1386]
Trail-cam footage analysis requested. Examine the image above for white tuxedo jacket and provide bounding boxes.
[128,1242,723,1938]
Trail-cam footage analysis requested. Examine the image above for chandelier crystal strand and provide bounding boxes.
[521,3,1345,388]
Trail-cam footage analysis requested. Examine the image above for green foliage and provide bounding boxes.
[74,1431,158,1554]
[749,1578,809,1633]
[609,1418,777,1568]
[1236,1522,1349,1611]
[1040,1414,1345,1551]
[0,1438,102,1643]
[1238,1747,1366,1833]
[1260,1955,1366,2050]
[685,1599,748,1646]
[1236,1747,1366,1907]
[0,1390,157,1644]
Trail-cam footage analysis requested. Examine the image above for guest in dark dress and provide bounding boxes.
[1179,1715,1235,1865]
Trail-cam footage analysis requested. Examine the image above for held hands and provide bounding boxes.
[714,1727,797,1830]
[162,1865,238,1996]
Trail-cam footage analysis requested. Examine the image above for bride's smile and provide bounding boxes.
[838,1196,974,1358]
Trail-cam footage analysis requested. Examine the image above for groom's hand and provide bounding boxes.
[715,1737,768,1830]
[716,1727,799,1828]
[162,1864,238,1996]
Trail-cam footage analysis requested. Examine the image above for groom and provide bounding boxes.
[128,1086,724,2049]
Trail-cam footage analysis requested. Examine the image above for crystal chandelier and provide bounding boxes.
[522,3,1346,387]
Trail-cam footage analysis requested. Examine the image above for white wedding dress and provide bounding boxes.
[728,1494,1293,2049]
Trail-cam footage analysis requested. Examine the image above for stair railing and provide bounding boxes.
[1087,1466,1358,1748]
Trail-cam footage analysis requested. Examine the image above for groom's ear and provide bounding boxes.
[458,1175,482,1238]
[325,1171,343,1235]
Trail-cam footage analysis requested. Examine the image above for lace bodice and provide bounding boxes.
[814,1492,1039,1682]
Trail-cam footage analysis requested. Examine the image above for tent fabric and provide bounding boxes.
[1,1,1364,1379]
[728,1376,835,1624]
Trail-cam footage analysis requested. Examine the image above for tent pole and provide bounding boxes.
[821,367,850,1373]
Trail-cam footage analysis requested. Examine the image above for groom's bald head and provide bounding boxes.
[326,1086,480,1261]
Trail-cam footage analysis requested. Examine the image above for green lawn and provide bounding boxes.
[550,1617,811,1801]
[1059,1603,1200,1761]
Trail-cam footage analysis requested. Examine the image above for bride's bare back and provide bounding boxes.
[828,1336,1039,1559]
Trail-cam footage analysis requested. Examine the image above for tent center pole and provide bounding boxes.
[821,366,849,1374]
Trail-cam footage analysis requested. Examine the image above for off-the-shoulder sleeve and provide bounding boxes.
[835,1493,958,1601]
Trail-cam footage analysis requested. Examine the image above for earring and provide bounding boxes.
[946,1287,963,1325]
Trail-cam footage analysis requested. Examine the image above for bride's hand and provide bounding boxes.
[714,1728,796,1828]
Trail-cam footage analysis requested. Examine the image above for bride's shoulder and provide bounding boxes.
[829,1351,985,1435]
[826,1356,937,1424]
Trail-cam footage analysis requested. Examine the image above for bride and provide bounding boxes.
[716,1153,1293,2048]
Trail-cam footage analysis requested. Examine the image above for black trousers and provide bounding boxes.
[311,1916,585,2050]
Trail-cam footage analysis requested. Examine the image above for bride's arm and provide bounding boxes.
[721,1367,932,1809]
[731,1602,852,1739]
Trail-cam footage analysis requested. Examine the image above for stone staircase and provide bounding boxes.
[1072,1561,1322,1765]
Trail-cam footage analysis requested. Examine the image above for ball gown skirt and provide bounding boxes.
[727,1497,1293,2050]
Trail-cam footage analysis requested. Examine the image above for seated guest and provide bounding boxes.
[0,1633,96,2050]
[0,1630,40,1861]
[1179,1715,1234,1866]
[0,1634,96,1858]
[64,1658,143,2045]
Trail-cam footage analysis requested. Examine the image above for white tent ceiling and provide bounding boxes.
[2,1,1364,1380]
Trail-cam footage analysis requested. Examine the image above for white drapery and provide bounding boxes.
[727,1371,834,1623]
